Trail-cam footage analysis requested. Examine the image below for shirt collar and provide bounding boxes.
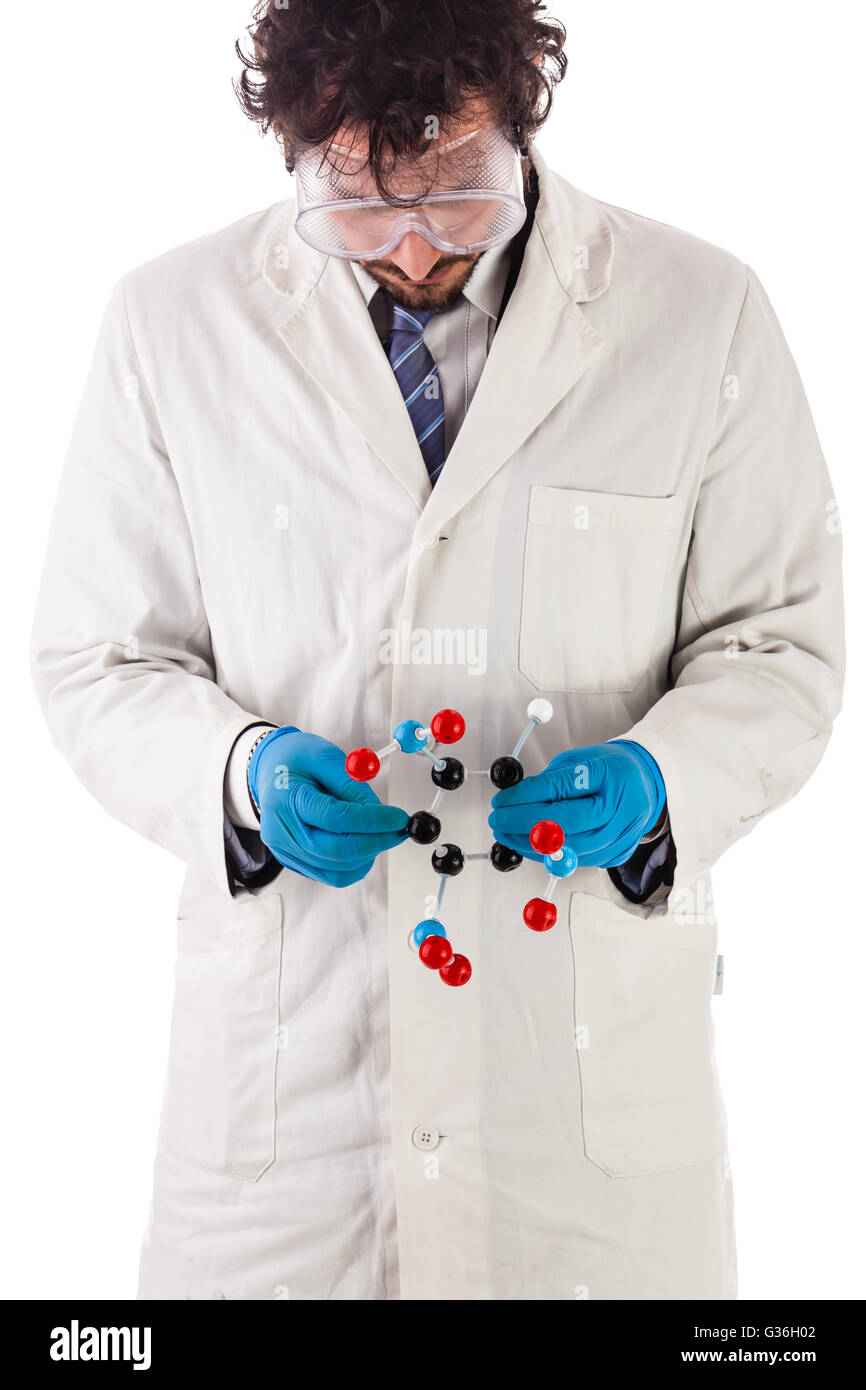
[348,237,513,323]
[462,240,512,320]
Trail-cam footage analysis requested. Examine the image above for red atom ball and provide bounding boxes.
[529,819,564,855]
[523,897,557,932]
[440,953,472,987]
[430,708,466,744]
[420,936,453,970]
[345,747,380,782]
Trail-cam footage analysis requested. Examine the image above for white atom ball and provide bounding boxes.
[527,698,554,724]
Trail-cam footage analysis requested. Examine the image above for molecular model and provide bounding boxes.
[346,700,578,989]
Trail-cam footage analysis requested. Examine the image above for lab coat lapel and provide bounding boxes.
[264,206,431,514]
[410,153,614,566]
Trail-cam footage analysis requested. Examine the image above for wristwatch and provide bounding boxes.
[246,726,278,821]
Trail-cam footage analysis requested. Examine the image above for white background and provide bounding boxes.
[1,0,863,1300]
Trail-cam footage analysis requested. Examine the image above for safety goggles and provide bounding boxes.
[293,125,527,260]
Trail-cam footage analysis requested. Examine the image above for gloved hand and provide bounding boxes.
[488,740,666,869]
[248,727,409,887]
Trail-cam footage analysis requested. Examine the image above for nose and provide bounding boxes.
[386,230,441,281]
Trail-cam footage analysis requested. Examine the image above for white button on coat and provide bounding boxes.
[411,1126,441,1151]
[30,148,844,1301]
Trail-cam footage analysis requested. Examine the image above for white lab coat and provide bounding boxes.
[31,150,844,1300]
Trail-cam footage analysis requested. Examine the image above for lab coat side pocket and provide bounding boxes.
[568,890,726,1178]
[159,894,283,1181]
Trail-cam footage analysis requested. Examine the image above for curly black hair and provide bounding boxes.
[235,0,566,198]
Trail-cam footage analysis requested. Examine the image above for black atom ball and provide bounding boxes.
[407,811,441,845]
[489,756,524,790]
[431,757,465,791]
[432,842,465,877]
[490,841,524,872]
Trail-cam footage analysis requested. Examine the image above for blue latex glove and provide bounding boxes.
[248,727,409,887]
[488,740,666,869]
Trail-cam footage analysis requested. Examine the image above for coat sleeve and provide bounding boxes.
[620,267,844,912]
[31,278,273,897]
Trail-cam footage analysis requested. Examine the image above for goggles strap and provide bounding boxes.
[513,121,530,158]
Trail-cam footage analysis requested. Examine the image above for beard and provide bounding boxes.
[358,251,482,311]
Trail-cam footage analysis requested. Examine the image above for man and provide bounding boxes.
[32,0,844,1300]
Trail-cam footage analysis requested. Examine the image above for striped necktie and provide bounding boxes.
[387,305,446,485]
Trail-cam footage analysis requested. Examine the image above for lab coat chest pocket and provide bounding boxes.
[568,891,726,1178]
[159,895,283,1181]
[518,487,688,694]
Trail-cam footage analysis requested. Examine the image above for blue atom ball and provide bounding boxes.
[544,846,579,877]
[393,719,427,754]
[412,919,447,948]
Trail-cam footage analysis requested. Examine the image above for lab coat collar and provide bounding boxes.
[531,146,614,302]
[263,148,613,529]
